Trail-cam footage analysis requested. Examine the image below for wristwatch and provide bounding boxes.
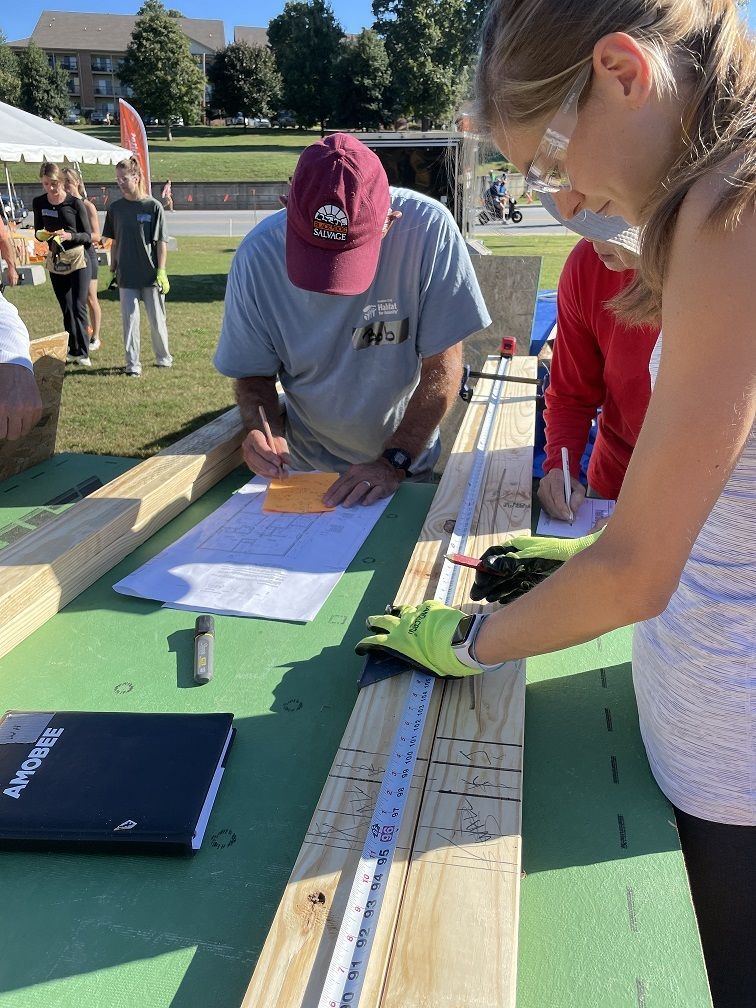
[381,447,413,476]
[451,613,501,670]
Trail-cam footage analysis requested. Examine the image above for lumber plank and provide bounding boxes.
[0,407,243,661]
[242,358,537,1008]
[377,357,536,1008]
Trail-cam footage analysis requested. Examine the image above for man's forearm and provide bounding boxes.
[157,241,167,270]
[385,345,462,459]
[0,235,16,269]
[234,376,283,433]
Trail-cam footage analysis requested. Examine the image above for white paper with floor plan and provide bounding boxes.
[113,476,391,622]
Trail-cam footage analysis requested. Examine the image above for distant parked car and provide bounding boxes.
[225,113,250,126]
[64,110,80,125]
[143,115,159,126]
[89,110,111,125]
[274,110,297,128]
[163,115,184,127]
[1,194,28,224]
[249,116,271,128]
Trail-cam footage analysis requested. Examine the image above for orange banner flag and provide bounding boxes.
[118,99,151,192]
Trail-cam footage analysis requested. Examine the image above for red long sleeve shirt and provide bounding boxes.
[543,239,659,499]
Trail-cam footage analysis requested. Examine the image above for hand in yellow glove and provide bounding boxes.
[355,601,500,678]
[156,268,170,295]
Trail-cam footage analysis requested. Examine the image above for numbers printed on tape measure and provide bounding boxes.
[319,357,511,1008]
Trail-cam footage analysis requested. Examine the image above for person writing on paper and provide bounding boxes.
[536,195,659,520]
[0,292,43,440]
[214,133,491,508]
[358,4,755,1004]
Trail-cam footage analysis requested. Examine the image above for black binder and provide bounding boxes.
[0,710,234,854]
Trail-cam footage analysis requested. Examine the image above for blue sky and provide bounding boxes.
[2,1,754,46]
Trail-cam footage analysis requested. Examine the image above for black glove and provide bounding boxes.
[469,545,562,605]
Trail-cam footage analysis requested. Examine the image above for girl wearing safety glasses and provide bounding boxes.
[358,3,755,1002]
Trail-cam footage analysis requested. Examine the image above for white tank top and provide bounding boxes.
[632,336,756,825]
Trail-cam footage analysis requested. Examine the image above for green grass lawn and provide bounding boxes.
[10,126,323,184]
[481,234,579,288]
[5,234,577,458]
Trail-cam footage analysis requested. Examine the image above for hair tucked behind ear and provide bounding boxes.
[475,0,756,325]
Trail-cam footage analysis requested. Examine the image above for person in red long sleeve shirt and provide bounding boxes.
[538,197,660,520]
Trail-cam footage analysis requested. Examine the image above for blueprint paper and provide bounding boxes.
[113,476,392,622]
[536,497,616,538]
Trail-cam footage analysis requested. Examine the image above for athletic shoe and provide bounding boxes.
[89,337,101,351]
[155,358,173,368]
[123,368,141,377]
[76,356,92,367]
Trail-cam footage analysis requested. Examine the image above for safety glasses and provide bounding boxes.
[525,62,592,194]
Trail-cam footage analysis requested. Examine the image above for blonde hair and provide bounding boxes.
[61,166,85,198]
[115,156,147,198]
[39,162,62,181]
[475,0,756,324]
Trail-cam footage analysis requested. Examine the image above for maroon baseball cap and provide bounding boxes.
[285,133,391,295]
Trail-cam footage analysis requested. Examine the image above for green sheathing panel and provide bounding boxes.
[0,453,136,551]
[0,468,435,1008]
[518,631,712,1008]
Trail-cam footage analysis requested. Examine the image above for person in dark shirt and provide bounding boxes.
[32,162,92,365]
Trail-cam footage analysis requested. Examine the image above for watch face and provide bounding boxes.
[384,448,411,471]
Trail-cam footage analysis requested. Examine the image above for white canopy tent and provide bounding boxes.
[0,100,132,165]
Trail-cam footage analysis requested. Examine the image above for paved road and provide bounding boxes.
[93,204,573,239]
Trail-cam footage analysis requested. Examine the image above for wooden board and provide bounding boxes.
[242,358,537,1008]
[0,332,67,482]
[0,407,243,662]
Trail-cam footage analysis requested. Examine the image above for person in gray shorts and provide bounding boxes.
[102,156,172,377]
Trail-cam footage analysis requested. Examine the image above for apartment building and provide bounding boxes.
[9,10,225,119]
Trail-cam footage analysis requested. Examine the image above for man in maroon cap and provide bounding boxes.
[214,133,491,506]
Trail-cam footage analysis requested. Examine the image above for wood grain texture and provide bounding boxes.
[242,358,537,1008]
[0,407,243,661]
[0,332,68,482]
[378,357,536,1008]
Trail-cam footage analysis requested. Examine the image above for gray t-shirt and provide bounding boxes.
[102,196,166,290]
[214,188,491,475]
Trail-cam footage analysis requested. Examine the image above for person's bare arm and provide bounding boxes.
[84,200,101,244]
[234,375,291,476]
[156,240,167,270]
[324,343,463,507]
[0,230,18,286]
[0,364,43,440]
[473,177,756,664]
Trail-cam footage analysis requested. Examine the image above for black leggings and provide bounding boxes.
[674,807,756,1007]
[50,265,90,358]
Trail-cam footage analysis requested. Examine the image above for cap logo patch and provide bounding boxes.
[313,204,349,242]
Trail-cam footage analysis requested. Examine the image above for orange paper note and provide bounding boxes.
[262,472,339,514]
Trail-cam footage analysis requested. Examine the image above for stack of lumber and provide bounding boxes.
[242,356,537,1008]
[0,408,244,662]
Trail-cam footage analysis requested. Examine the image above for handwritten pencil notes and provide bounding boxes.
[536,497,616,538]
[263,472,338,514]
[113,476,392,622]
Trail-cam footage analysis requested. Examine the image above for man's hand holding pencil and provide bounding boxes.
[241,406,291,478]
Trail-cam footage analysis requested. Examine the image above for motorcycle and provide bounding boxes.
[478,192,523,225]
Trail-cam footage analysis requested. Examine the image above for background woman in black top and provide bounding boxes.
[32,162,92,364]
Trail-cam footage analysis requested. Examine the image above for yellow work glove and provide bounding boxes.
[156,268,170,295]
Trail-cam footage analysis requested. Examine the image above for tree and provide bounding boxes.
[207,42,282,121]
[333,29,390,129]
[268,0,344,132]
[0,33,21,107]
[17,42,70,120]
[119,0,205,140]
[372,0,480,128]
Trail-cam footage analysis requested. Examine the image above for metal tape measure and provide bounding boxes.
[319,356,511,1008]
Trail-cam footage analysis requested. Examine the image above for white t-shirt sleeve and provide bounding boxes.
[214,235,282,378]
[0,293,33,370]
[415,207,492,358]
